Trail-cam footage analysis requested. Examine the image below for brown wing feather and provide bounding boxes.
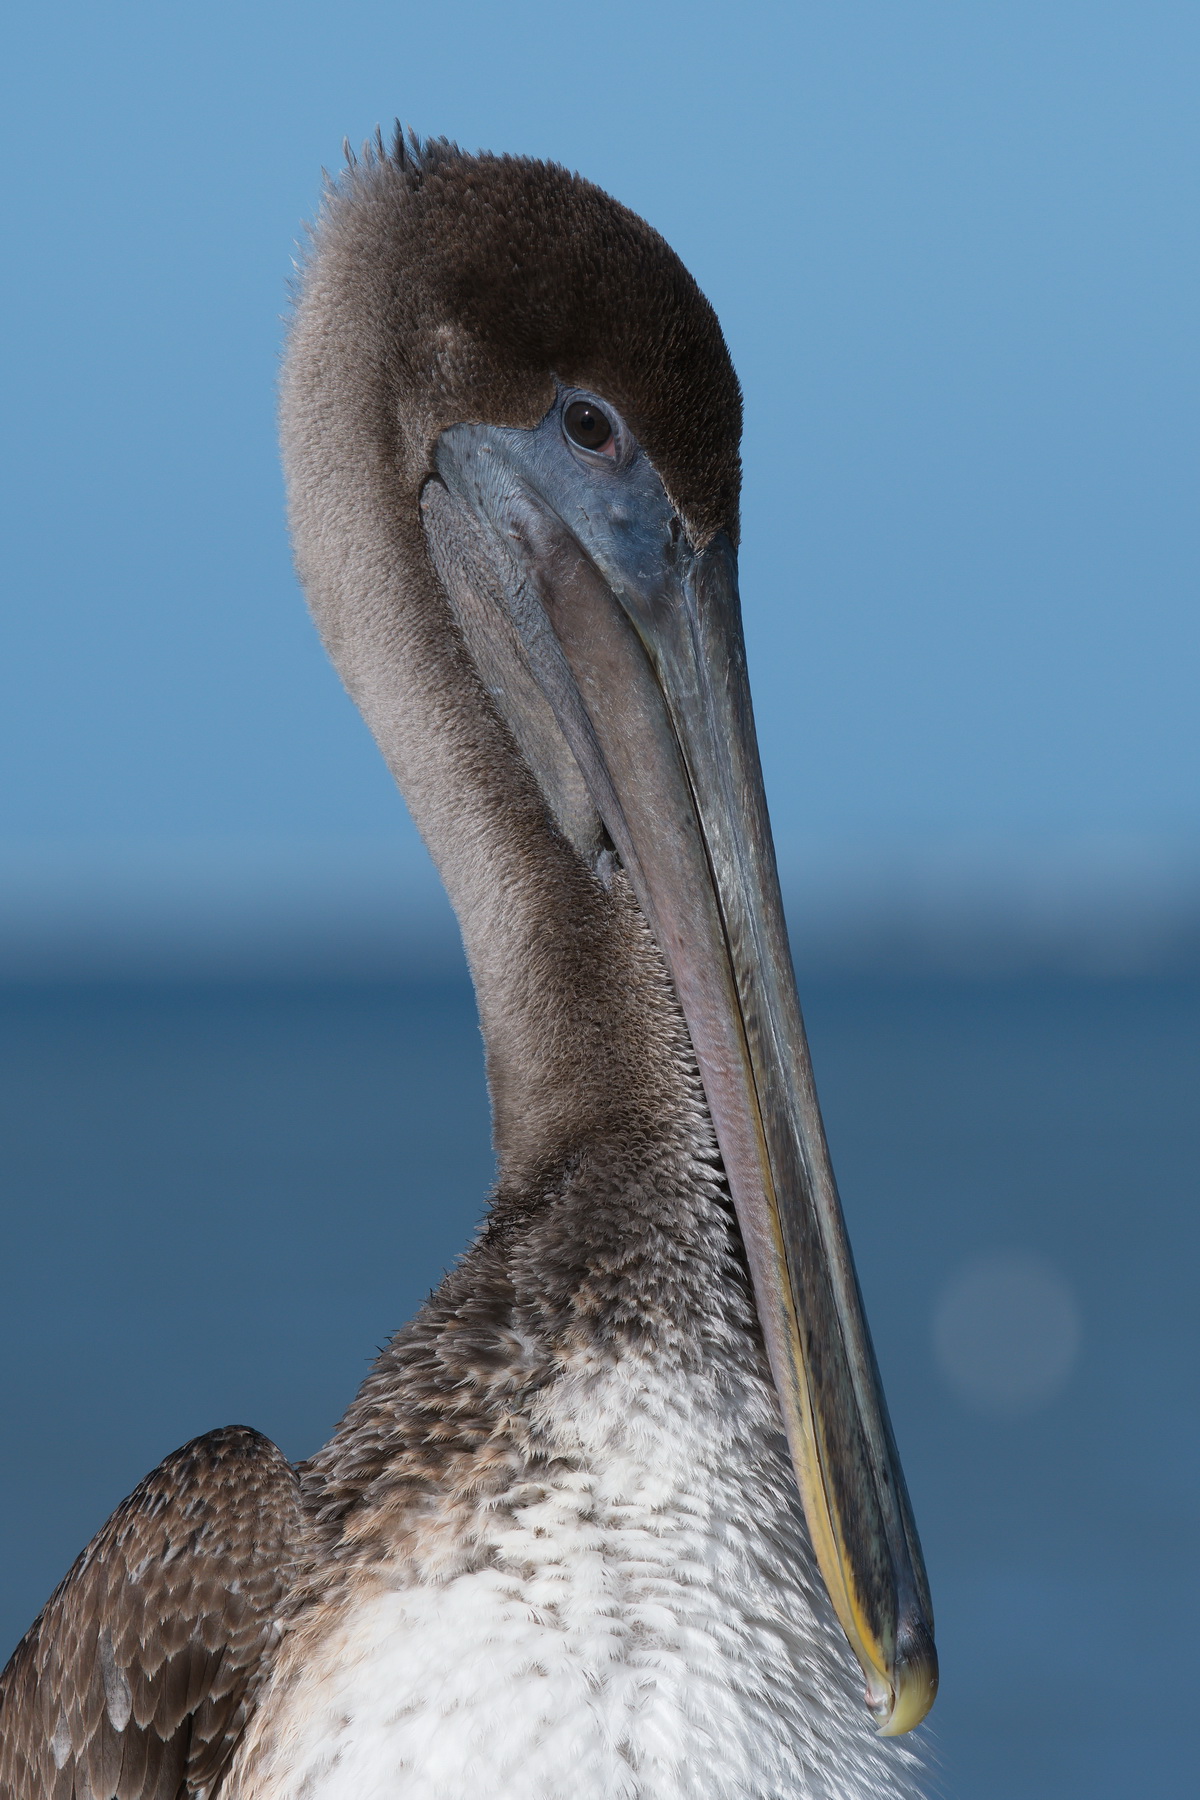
[0,1426,306,1800]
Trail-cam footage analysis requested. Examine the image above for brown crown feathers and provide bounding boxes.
[307,127,743,546]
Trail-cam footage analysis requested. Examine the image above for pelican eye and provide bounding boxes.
[562,399,616,457]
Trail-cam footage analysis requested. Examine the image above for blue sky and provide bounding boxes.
[3,2,1198,895]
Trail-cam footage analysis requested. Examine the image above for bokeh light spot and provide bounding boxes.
[933,1251,1081,1417]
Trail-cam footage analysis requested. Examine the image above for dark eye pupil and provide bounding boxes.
[564,399,614,451]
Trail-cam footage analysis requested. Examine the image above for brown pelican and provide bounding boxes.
[0,132,936,1800]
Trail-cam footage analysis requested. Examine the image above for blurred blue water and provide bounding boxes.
[1,974,1196,1797]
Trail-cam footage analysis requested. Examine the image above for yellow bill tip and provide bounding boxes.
[866,1622,939,1737]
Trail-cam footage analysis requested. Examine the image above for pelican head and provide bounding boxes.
[281,131,936,1736]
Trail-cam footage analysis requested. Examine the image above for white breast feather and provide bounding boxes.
[229,1353,921,1800]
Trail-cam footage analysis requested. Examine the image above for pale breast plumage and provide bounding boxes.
[228,1349,918,1800]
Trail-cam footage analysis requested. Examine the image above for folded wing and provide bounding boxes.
[0,1425,306,1800]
